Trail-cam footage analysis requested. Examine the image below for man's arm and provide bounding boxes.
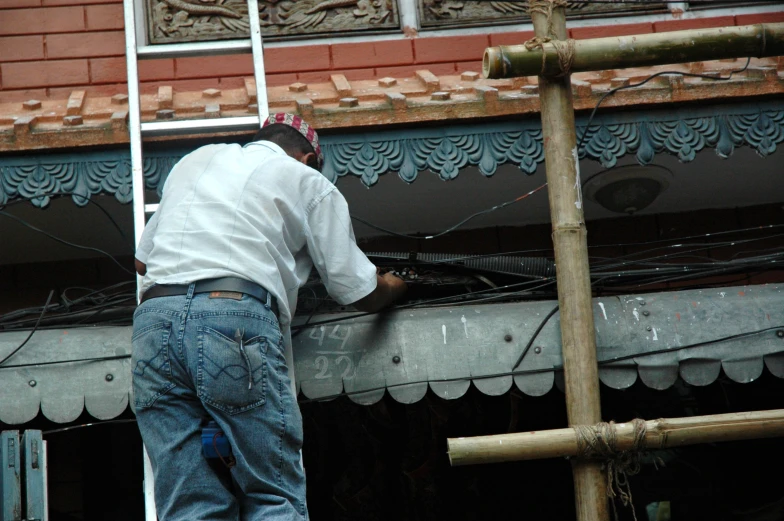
[134,211,160,277]
[352,272,407,313]
[305,188,407,312]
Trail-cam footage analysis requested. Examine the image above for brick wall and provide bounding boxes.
[2,4,783,102]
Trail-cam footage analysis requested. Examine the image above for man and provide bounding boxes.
[132,113,407,521]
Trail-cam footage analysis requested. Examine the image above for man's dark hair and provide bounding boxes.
[253,124,319,170]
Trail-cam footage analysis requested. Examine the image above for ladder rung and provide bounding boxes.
[137,40,252,60]
[140,116,261,137]
[145,204,159,213]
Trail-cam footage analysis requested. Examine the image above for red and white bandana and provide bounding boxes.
[262,113,324,171]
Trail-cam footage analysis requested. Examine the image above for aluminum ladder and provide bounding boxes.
[121,1,270,517]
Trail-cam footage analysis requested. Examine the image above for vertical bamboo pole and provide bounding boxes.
[529,3,609,521]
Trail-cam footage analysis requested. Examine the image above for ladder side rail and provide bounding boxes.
[123,0,147,253]
[123,2,157,520]
[247,0,269,122]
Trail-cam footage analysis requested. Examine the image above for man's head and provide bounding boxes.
[253,113,323,171]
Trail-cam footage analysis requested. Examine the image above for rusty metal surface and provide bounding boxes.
[0,284,782,423]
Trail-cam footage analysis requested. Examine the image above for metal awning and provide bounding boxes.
[0,284,782,424]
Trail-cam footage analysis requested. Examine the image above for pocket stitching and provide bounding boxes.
[197,326,267,415]
[132,322,175,409]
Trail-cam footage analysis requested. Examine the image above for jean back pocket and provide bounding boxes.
[197,326,267,415]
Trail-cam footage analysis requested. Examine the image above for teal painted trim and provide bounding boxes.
[1,101,782,208]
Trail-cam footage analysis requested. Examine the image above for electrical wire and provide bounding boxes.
[42,418,138,436]
[351,183,548,240]
[291,277,559,332]
[349,59,753,242]
[0,281,136,333]
[0,354,130,370]
[512,305,560,371]
[2,191,133,249]
[414,225,784,265]
[292,287,327,338]
[0,290,55,367]
[0,211,134,276]
[577,57,751,150]
[291,242,782,331]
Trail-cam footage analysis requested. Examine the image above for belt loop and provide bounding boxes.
[265,290,271,310]
[183,282,197,316]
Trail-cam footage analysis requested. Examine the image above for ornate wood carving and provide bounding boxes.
[2,103,782,204]
[418,1,667,30]
[147,0,400,43]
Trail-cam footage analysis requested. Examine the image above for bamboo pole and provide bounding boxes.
[448,409,784,466]
[484,22,784,79]
[529,4,608,521]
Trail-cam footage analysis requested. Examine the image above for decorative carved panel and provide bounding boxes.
[147,0,400,44]
[418,1,668,30]
[2,104,782,203]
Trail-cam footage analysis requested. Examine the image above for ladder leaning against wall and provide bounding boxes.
[121,0,271,517]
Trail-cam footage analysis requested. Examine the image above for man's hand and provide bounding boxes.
[352,271,407,313]
[135,259,147,276]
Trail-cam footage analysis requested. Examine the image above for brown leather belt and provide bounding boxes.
[140,276,279,319]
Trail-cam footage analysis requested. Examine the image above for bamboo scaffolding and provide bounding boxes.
[483,22,784,79]
[528,3,608,521]
[448,409,784,466]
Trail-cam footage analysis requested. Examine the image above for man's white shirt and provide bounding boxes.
[136,140,377,388]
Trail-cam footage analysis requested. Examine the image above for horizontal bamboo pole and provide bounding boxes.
[483,22,784,79]
[448,409,784,466]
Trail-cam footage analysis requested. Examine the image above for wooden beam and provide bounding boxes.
[484,22,784,79]
[447,410,784,466]
[528,3,608,521]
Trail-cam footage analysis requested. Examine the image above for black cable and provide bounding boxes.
[0,211,134,276]
[291,277,556,332]
[292,241,782,331]
[351,184,547,240]
[422,225,784,264]
[2,191,132,249]
[350,60,753,242]
[292,287,327,338]
[0,294,136,330]
[42,418,138,436]
[591,234,784,272]
[512,305,560,371]
[0,354,130,370]
[577,57,751,150]
[0,290,55,366]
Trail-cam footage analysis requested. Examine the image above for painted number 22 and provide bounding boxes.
[314,355,354,380]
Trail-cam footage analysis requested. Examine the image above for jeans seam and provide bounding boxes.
[133,322,175,408]
[277,361,285,488]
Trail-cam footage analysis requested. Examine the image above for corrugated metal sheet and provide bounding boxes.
[0,284,782,424]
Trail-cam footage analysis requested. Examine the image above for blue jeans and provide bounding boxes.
[132,285,307,521]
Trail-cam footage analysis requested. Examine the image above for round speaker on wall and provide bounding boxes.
[583,164,674,214]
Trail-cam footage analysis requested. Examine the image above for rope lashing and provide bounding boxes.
[524,0,576,77]
[575,418,652,521]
